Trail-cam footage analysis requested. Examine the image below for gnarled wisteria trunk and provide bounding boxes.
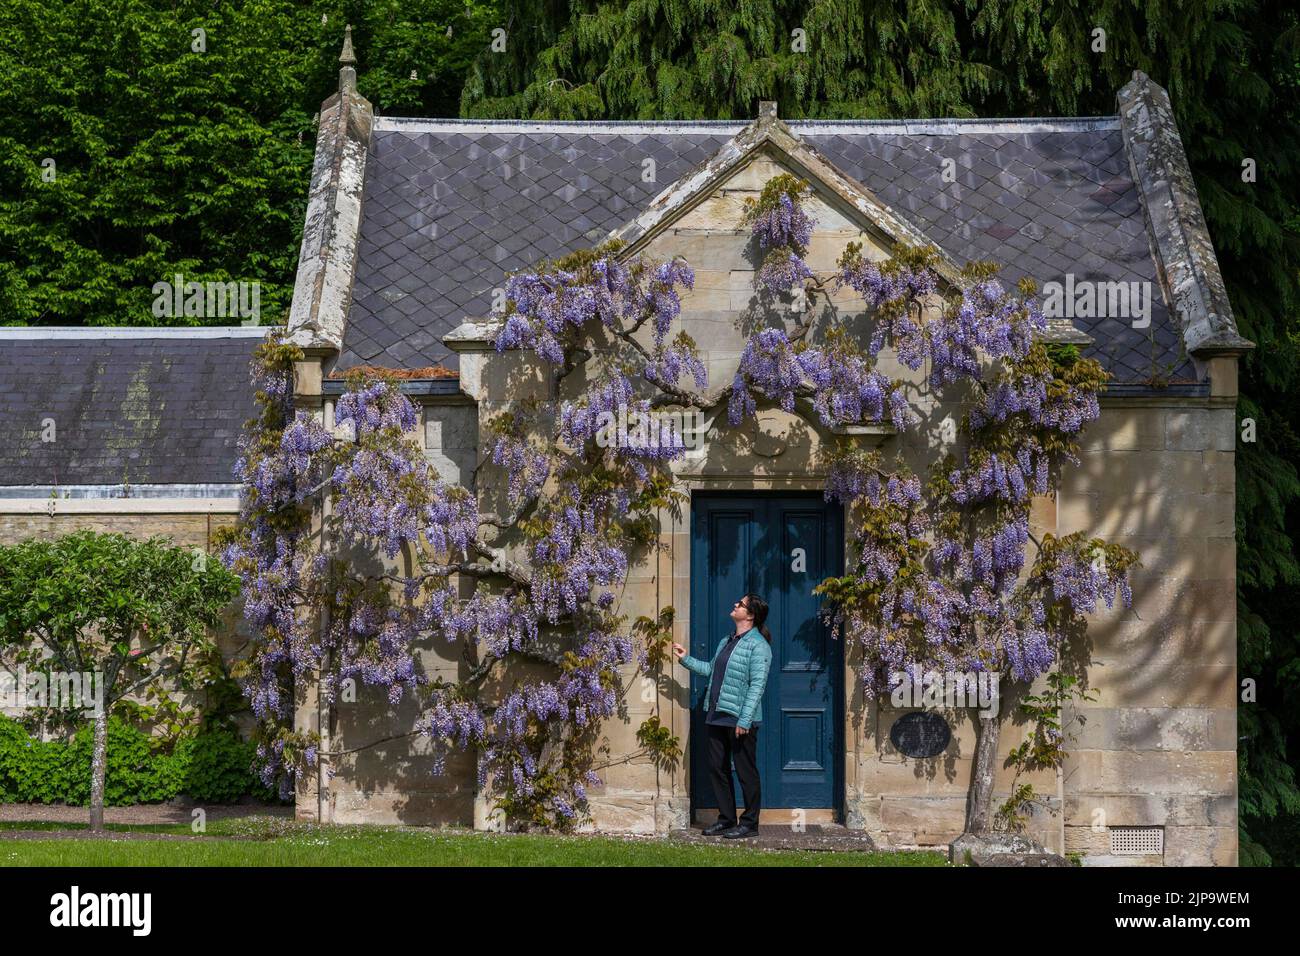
[966,700,1003,834]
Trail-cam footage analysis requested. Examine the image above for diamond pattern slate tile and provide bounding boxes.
[0,337,258,485]
[341,121,1189,383]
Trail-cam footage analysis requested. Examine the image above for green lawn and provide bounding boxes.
[0,817,949,867]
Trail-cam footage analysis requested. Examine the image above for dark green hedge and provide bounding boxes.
[0,715,274,805]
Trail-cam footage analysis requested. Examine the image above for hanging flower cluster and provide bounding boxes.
[219,338,331,789]
[743,173,816,294]
[729,326,909,430]
[222,241,706,827]
[496,241,697,373]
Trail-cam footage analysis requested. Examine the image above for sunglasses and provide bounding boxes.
[733,600,750,611]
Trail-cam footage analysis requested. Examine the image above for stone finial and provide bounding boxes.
[758,100,778,121]
[339,24,356,64]
[339,25,357,93]
[288,24,373,354]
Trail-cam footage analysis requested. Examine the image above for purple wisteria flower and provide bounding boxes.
[749,190,813,252]
[495,253,695,365]
[757,250,814,294]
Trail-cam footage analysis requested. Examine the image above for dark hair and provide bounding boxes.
[742,593,772,643]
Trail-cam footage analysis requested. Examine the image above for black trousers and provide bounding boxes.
[706,722,761,828]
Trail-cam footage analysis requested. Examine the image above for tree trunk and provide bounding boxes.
[88,708,108,832]
[965,704,1003,834]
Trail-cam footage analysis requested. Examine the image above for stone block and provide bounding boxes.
[1064,792,1236,828]
[1067,449,1216,497]
[1079,409,1166,452]
[1165,409,1235,452]
[1208,356,1238,399]
[583,791,659,834]
[1062,749,1236,796]
[1162,825,1237,866]
[1203,450,1236,493]
[949,831,1069,866]
[599,752,664,792]
[1058,490,1233,539]
[880,795,967,835]
[331,786,474,826]
[1080,662,1237,708]
[674,192,752,230]
[293,358,322,397]
[1065,707,1216,751]
[650,232,754,273]
[805,234,864,272]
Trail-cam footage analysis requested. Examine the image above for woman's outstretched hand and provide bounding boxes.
[671,642,687,659]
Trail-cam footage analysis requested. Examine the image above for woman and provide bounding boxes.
[672,593,773,838]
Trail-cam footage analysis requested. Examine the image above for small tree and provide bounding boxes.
[0,530,238,830]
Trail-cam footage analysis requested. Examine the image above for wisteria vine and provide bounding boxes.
[222,175,1138,837]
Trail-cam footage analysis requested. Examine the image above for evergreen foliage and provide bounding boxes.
[0,0,501,327]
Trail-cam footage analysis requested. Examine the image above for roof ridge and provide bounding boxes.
[372,116,1120,135]
[1116,70,1252,358]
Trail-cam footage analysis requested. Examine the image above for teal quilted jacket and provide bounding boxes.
[679,628,773,730]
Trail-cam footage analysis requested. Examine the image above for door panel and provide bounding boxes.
[689,492,844,814]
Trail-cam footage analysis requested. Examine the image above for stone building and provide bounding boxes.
[0,327,260,723]
[0,38,1248,865]
[270,38,1250,866]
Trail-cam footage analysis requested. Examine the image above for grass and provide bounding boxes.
[0,817,950,867]
[0,821,188,834]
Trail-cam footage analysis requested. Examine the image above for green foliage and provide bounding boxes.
[0,0,501,327]
[0,530,241,820]
[1043,342,1082,371]
[0,530,239,710]
[463,0,999,120]
[996,672,1099,832]
[179,728,273,802]
[632,606,676,672]
[0,715,271,805]
[634,715,682,771]
[630,609,683,770]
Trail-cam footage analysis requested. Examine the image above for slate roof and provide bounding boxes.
[0,331,260,487]
[341,117,1189,384]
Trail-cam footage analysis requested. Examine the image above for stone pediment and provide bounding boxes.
[610,102,966,292]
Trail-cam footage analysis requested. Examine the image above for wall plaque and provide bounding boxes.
[889,712,951,758]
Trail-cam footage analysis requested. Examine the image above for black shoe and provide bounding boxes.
[723,824,758,839]
[703,820,735,836]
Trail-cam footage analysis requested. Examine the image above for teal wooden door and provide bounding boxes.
[689,492,844,813]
